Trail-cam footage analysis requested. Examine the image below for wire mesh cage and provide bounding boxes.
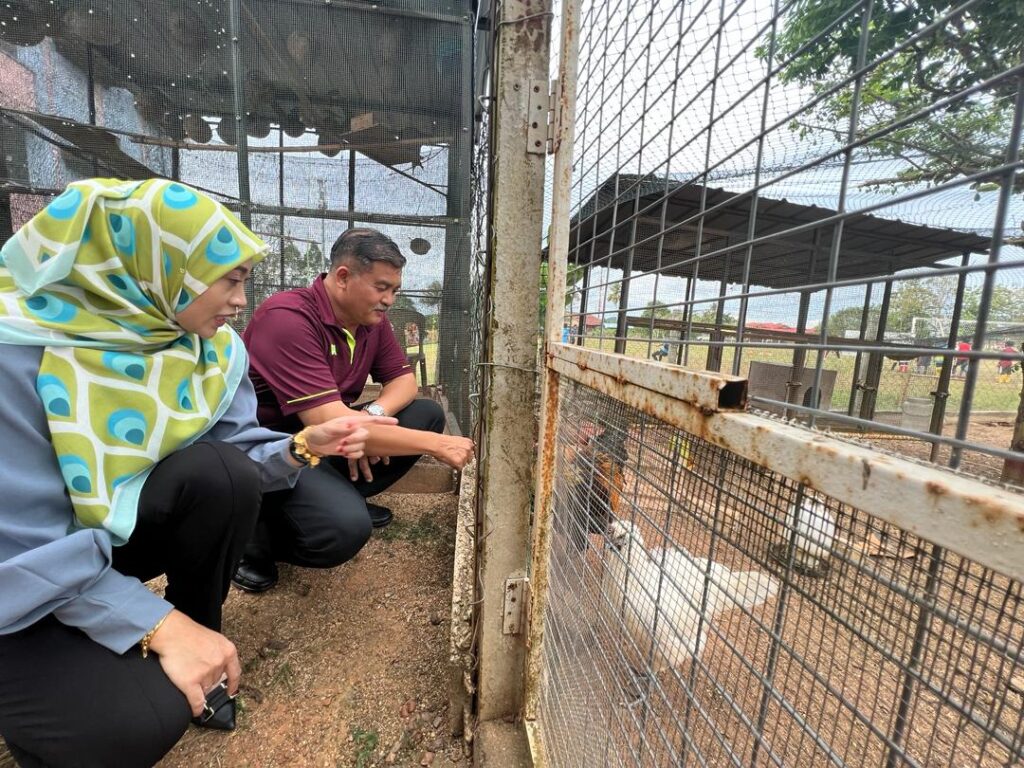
[537,377,1024,767]
[0,0,479,429]
[552,0,1024,485]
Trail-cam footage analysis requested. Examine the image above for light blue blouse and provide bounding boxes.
[0,343,299,653]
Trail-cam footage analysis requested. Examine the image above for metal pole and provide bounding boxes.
[438,18,475,431]
[347,149,356,229]
[928,251,970,462]
[525,0,580,724]
[705,251,730,372]
[576,264,591,343]
[85,44,99,176]
[785,231,820,418]
[734,0,781,377]
[278,127,285,287]
[859,272,894,422]
[847,282,873,417]
[808,0,872,429]
[784,289,812,420]
[476,0,551,723]
[613,220,636,355]
[953,78,1024,471]
[683,260,700,367]
[676,275,691,366]
[228,0,251,227]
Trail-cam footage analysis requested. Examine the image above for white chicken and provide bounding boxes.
[790,496,836,571]
[601,520,779,668]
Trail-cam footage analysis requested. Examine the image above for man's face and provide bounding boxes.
[334,260,402,327]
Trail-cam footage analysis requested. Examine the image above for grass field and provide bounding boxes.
[570,333,1023,417]
[416,331,1021,443]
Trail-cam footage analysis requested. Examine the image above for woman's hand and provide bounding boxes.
[147,609,240,717]
[304,413,397,460]
[429,435,475,470]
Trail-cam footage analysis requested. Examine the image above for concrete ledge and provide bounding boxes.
[389,456,457,494]
[475,720,532,768]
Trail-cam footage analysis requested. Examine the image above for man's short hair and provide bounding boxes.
[329,228,407,272]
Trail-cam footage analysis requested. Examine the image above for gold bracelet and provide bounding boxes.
[291,427,322,467]
[140,614,169,658]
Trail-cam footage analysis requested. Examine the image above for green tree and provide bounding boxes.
[962,285,1024,323]
[640,301,673,320]
[422,280,444,309]
[280,240,303,286]
[875,276,961,336]
[690,307,737,326]
[607,281,622,308]
[304,243,324,277]
[826,305,881,336]
[767,1,1024,194]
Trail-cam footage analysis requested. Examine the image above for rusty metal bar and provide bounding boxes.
[551,342,747,412]
[548,347,1024,582]
[525,0,580,728]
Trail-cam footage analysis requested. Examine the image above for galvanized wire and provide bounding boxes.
[557,0,1024,482]
[538,378,1024,767]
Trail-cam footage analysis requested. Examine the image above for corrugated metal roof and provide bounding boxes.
[569,174,991,289]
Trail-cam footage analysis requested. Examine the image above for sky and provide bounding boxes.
[548,0,1024,326]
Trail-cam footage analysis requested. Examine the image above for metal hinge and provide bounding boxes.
[527,78,559,155]
[502,574,529,634]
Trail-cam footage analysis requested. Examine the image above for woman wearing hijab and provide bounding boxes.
[0,178,393,768]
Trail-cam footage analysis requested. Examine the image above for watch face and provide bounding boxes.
[366,403,386,417]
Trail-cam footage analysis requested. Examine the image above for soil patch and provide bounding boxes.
[156,491,465,768]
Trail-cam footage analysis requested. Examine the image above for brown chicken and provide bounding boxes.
[568,424,629,551]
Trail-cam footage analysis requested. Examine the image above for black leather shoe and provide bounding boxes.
[367,502,394,529]
[231,557,279,593]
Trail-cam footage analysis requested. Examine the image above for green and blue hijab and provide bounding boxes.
[0,178,267,543]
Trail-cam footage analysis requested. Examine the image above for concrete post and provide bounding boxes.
[475,0,552,723]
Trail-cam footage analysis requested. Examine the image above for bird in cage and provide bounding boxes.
[566,423,629,551]
[670,432,696,472]
[602,520,779,667]
[770,496,836,577]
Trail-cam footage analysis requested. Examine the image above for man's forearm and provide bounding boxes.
[362,423,438,458]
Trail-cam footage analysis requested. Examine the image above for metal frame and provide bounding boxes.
[542,343,1024,582]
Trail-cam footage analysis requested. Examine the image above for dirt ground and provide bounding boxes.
[156,490,466,768]
[858,418,1017,482]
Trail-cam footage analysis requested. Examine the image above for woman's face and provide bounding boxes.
[175,260,252,338]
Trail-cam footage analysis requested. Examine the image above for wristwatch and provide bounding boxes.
[364,402,387,417]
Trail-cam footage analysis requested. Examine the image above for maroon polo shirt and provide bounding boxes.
[244,275,412,432]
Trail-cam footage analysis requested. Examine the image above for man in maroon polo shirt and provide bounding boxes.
[233,228,475,592]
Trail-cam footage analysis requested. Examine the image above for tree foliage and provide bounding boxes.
[768,0,1024,193]
[539,262,586,324]
[828,279,1024,338]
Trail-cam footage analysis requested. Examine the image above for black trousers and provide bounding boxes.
[0,441,261,768]
[247,398,446,568]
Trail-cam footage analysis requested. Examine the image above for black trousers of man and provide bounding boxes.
[246,398,445,569]
[0,442,261,768]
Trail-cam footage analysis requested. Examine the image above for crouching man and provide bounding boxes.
[233,228,474,593]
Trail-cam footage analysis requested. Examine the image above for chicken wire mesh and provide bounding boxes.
[537,377,1024,767]
[550,0,1024,485]
[0,0,479,428]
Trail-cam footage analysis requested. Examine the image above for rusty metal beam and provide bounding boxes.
[548,348,1024,583]
[551,343,747,412]
[524,0,579,728]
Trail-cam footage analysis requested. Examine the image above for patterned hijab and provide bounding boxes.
[0,178,267,543]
